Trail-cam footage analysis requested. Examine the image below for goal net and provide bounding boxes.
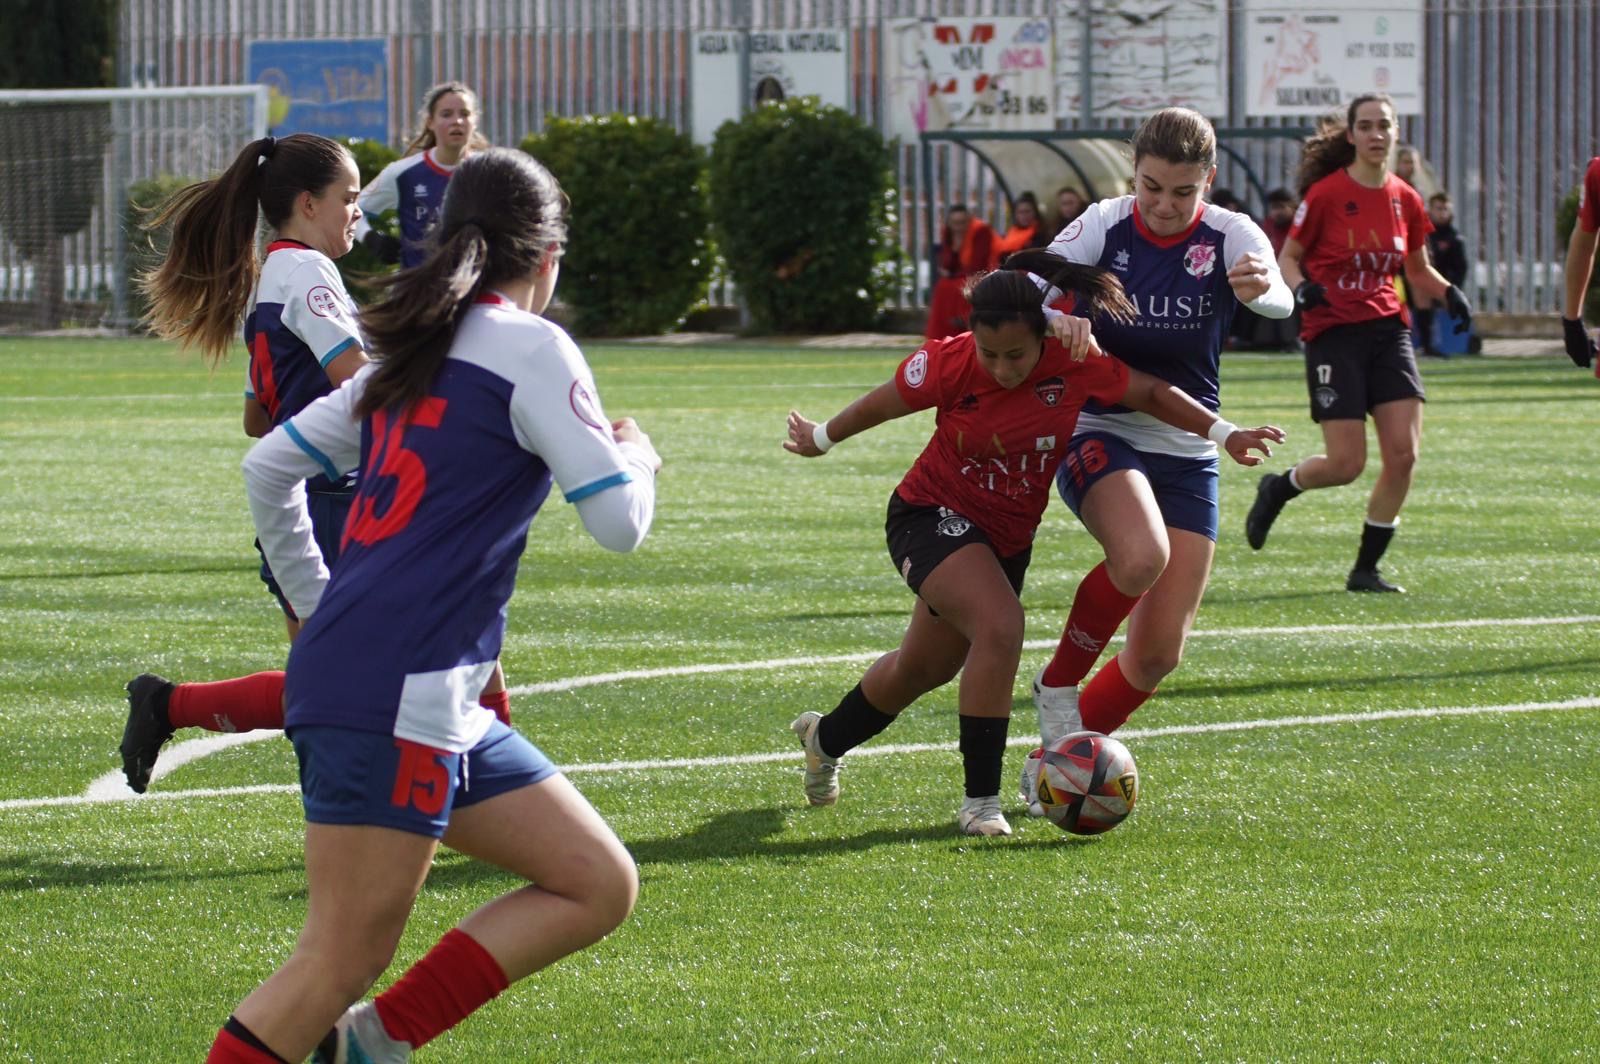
[0,85,268,331]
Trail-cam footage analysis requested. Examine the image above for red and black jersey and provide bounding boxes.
[892,332,1129,557]
[1289,169,1432,342]
[1577,157,1600,234]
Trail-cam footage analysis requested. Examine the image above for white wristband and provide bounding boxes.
[811,419,835,453]
[1206,419,1238,447]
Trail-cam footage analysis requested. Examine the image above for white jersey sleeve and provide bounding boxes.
[353,158,402,242]
[1216,208,1294,319]
[280,258,365,369]
[241,367,368,619]
[1036,198,1113,304]
[508,329,657,552]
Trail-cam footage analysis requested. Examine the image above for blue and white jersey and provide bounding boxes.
[243,240,363,490]
[1043,197,1291,457]
[354,150,456,268]
[244,296,657,752]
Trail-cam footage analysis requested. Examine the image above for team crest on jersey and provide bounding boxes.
[905,349,928,387]
[1183,242,1217,279]
[569,379,605,429]
[1034,376,1066,407]
[1112,249,1131,272]
[1315,386,1339,410]
[936,508,972,537]
[305,286,345,319]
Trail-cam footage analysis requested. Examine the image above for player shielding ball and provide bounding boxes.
[1247,93,1473,593]
[1022,107,1296,773]
[201,148,661,1064]
[785,249,1281,837]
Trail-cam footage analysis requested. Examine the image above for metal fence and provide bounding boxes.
[93,1,1600,319]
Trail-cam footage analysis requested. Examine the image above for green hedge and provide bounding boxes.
[521,115,711,336]
[708,98,898,333]
[1556,186,1600,325]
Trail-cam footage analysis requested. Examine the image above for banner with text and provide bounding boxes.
[247,38,389,142]
[690,29,851,145]
[883,17,1055,142]
[1244,1,1424,118]
[1054,0,1228,120]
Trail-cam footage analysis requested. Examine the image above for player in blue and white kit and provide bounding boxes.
[199,149,660,1064]
[1021,109,1293,795]
[353,81,488,267]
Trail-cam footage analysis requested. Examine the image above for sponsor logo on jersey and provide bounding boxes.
[1315,386,1339,410]
[569,379,606,429]
[1183,242,1217,279]
[1112,248,1131,272]
[1035,435,1055,451]
[935,509,972,537]
[904,349,928,387]
[1034,376,1065,407]
[306,286,344,318]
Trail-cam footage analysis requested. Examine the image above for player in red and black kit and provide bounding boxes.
[784,249,1282,836]
[1246,93,1473,593]
[1560,155,1600,370]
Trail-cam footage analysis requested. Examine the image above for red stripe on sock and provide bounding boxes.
[205,1027,284,1064]
[1040,563,1142,688]
[374,928,510,1049]
[168,672,286,732]
[1079,655,1153,735]
[479,689,511,725]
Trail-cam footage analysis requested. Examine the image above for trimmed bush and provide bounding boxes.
[521,115,711,336]
[708,98,897,333]
[1555,186,1600,325]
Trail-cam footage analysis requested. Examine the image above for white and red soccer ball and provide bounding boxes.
[1028,731,1138,835]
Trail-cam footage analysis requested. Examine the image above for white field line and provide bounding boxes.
[5,695,1596,813]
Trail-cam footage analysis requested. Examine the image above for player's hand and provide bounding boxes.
[784,410,828,457]
[361,229,402,264]
[1444,285,1473,335]
[1562,317,1596,368]
[1220,425,1286,467]
[611,418,661,472]
[1045,312,1104,361]
[1294,279,1328,310]
[1227,252,1272,303]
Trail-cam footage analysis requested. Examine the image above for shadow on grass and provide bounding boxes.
[0,562,249,583]
[0,851,302,893]
[1167,652,1600,703]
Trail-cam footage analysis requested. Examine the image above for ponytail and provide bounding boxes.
[967,248,1136,337]
[1297,92,1394,197]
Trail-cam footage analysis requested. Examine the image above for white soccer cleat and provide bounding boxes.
[312,1001,411,1064]
[957,795,1012,837]
[790,711,840,806]
[1032,669,1083,747]
[1017,747,1047,818]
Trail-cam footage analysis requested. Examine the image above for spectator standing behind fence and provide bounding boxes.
[1560,156,1600,370]
[1252,188,1302,350]
[1054,186,1088,234]
[992,191,1052,263]
[924,204,996,339]
[1416,191,1474,355]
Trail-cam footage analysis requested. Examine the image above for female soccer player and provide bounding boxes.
[1022,107,1295,778]
[203,148,661,1064]
[786,249,1279,837]
[354,81,490,267]
[1245,93,1472,593]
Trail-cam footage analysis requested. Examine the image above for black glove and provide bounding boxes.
[1294,279,1328,310]
[1443,285,1473,335]
[361,229,403,264]
[1562,316,1596,368]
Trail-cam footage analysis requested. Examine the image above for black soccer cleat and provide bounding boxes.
[1346,567,1405,594]
[1245,472,1287,550]
[120,674,176,794]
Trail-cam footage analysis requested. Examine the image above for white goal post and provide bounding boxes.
[0,84,269,330]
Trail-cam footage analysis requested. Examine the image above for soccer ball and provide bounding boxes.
[1028,731,1138,835]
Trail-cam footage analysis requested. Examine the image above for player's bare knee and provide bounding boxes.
[1323,455,1365,485]
[1106,548,1167,597]
[1126,644,1182,683]
[1380,447,1417,479]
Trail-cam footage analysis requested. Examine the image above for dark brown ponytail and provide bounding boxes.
[967,248,1136,337]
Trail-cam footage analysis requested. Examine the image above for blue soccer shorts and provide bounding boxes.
[291,719,558,838]
[1054,431,1220,542]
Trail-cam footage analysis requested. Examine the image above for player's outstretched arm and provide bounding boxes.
[1121,368,1284,467]
[785,380,915,457]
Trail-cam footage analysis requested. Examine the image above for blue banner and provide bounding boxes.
[248,39,389,143]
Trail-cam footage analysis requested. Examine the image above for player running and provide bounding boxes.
[785,249,1281,837]
[1021,107,1295,793]
[1246,92,1472,593]
[202,148,661,1064]
[1560,154,1600,370]
[354,81,489,267]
